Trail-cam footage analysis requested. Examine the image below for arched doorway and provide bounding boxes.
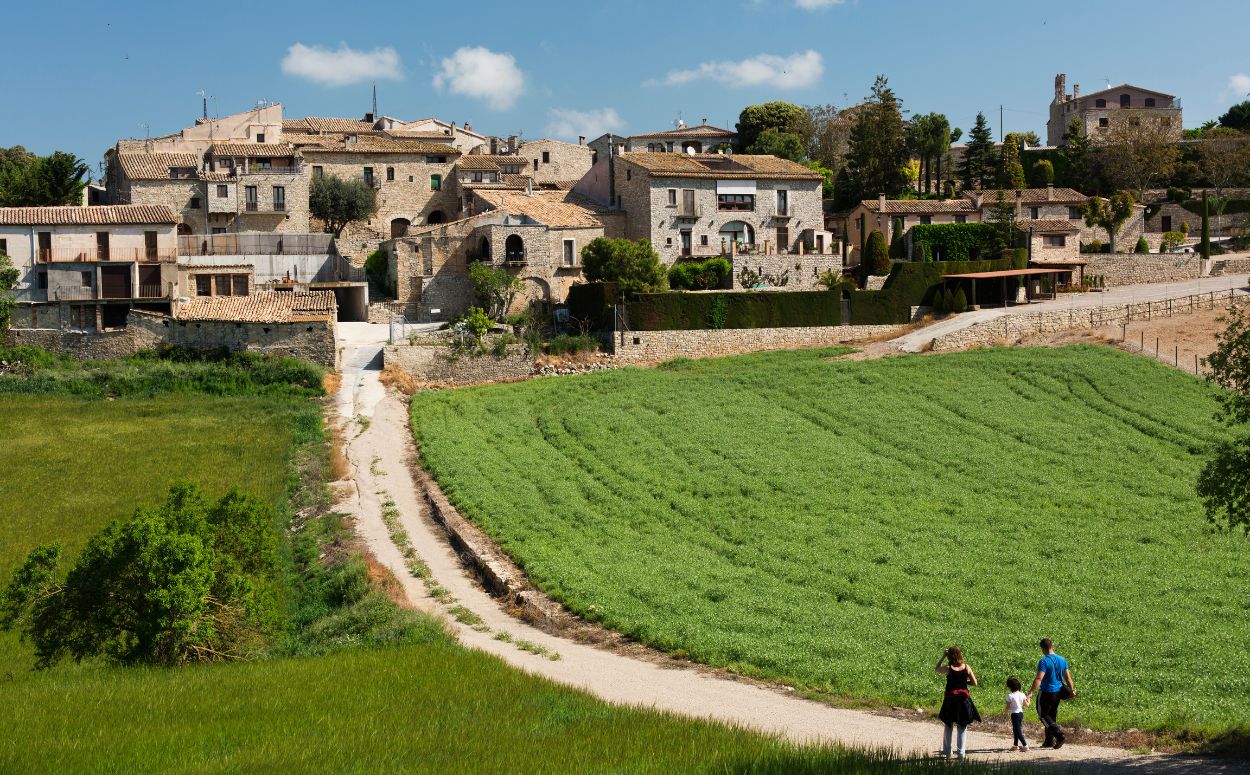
[719,221,754,249]
[478,236,491,262]
[427,211,446,225]
[505,234,525,264]
[390,218,410,238]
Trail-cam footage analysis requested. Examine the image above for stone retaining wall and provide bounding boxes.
[1216,257,1250,276]
[609,324,906,362]
[1081,253,1200,286]
[930,290,1247,351]
[383,343,534,386]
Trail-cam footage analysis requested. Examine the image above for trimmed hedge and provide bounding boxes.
[626,290,841,331]
[848,258,1014,324]
[566,282,619,330]
[910,223,999,262]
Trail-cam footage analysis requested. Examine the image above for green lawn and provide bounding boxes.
[410,345,1250,738]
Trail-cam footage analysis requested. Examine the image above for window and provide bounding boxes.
[717,194,754,211]
[1068,206,1081,219]
[215,275,233,296]
[81,271,93,287]
[647,144,655,152]
[363,167,374,187]
[776,226,790,251]
[471,171,483,183]
[0,238,6,254]
[1043,234,1067,247]
[211,227,227,235]
[667,189,677,206]
[409,176,414,183]
[272,186,286,211]
[312,165,323,178]
[665,237,672,246]
[542,151,550,164]
[190,196,201,209]
[625,169,631,181]
[920,215,932,225]
[700,234,709,246]
[1145,98,1156,108]
[70,305,93,331]
[718,221,754,245]
[954,214,967,224]
[386,166,395,182]
[666,142,674,152]
[562,239,576,267]
[1120,94,1130,108]
[37,271,47,289]
[195,275,212,296]
[776,189,788,216]
[255,158,272,170]
[533,159,539,172]
[425,156,447,164]
[431,174,442,190]
[1098,117,1109,128]
[217,184,229,198]
[245,186,258,211]
[1095,98,1107,108]
[1030,207,1040,219]
[256,133,265,143]
[232,275,249,296]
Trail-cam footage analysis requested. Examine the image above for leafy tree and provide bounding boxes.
[1019,131,1042,148]
[844,76,909,202]
[309,175,377,238]
[863,229,890,278]
[1060,118,1095,192]
[735,102,812,153]
[1094,114,1179,200]
[1030,159,1055,187]
[1218,100,1250,132]
[937,127,961,195]
[959,112,995,191]
[804,160,834,198]
[0,150,89,207]
[1081,192,1135,253]
[997,134,1027,189]
[581,237,668,295]
[1197,304,1250,531]
[986,191,1020,253]
[1,483,278,669]
[456,307,493,347]
[804,103,857,172]
[0,250,17,333]
[1199,127,1250,192]
[909,113,953,196]
[746,128,805,162]
[469,261,523,320]
[1159,231,1185,252]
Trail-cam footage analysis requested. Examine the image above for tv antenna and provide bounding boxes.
[1103,76,1112,89]
[196,90,210,120]
[673,111,685,129]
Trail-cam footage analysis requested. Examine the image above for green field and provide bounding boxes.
[410,345,1250,738]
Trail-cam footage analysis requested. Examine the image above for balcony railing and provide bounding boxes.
[245,201,259,212]
[274,201,287,212]
[51,286,98,301]
[37,248,177,263]
[675,204,702,219]
[239,166,303,175]
[137,282,172,299]
[179,233,334,256]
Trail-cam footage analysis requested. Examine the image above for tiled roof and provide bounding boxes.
[299,136,459,155]
[210,143,298,157]
[457,155,529,171]
[118,152,200,180]
[175,290,336,323]
[385,129,455,141]
[860,199,976,214]
[1018,218,1081,233]
[198,171,234,182]
[474,190,606,228]
[0,205,178,226]
[630,125,736,140]
[966,187,1088,204]
[284,117,378,134]
[619,153,821,180]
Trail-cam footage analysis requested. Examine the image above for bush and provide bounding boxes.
[910,223,999,262]
[364,249,388,288]
[1135,236,1150,254]
[627,290,840,331]
[456,307,492,347]
[1181,221,1190,234]
[1030,159,1054,187]
[667,258,731,291]
[951,286,968,313]
[1167,187,1191,203]
[816,270,845,291]
[942,287,955,313]
[931,289,945,314]
[545,334,600,355]
[581,237,668,295]
[865,230,891,276]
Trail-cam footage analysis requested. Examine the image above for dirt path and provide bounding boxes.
[332,323,1234,774]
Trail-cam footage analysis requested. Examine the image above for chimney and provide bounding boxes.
[1015,189,1023,219]
[878,193,886,211]
[490,137,498,154]
[464,122,472,132]
[1046,184,1054,201]
[1074,84,1080,99]
[508,134,519,152]
[578,135,585,145]
[364,112,374,123]
[525,177,533,196]
[973,192,983,209]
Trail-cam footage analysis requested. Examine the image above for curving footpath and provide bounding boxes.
[335,322,1236,774]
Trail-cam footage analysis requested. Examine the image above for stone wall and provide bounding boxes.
[930,290,1246,351]
[1215,257,1250,276]
[383,343,533,386]
[7,309,338,368]
[609,323,906,362]
[515,139,594,184]
[1081,253,1200,286]
[730,252,843,290]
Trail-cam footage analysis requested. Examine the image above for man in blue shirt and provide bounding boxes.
[1027,638,1077,748]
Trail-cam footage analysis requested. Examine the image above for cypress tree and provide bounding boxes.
[1201,190,1211,260]
[959,113,995,190]
[952,286,968,313]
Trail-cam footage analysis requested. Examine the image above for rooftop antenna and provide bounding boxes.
[673,111,685,129]
[139,122,150,152]
[1104,76,1112,89]
[372,81,378,118]
[196,90,209,120]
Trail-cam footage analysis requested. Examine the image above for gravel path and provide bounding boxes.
[333,322,1235,773]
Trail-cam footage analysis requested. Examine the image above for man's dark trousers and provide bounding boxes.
[1038,691,1064,745]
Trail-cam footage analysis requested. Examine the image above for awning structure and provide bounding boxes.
[941,266,1078,307]
[942,267,1072,280]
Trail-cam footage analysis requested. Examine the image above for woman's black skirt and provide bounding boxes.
[939,693,982,726]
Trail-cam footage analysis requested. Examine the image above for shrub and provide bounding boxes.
[667,258,731,291]
[469,262,523,321]
[942,287,955,313]
[888,228,907,259]
[1158,232,1185,253]
[1167,186,1191,203]
[910,223,999,262]
[545,334,600,356]
[1180,221,1190,234]
[1135,236,1150,254]
[708,296,728,329]
[1030,158,1054,187]
[581,237,667,295]
[951,286,968,313]
[865,230,891,276]
[930,289,945,314]
[816,270,845,291]
[456,307,493,347]
[627,290,839,331]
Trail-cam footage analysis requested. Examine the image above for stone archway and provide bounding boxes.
[505,234,525,264]
[390,218,411,238]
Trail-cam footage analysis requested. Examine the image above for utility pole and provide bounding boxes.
[999,105,1003,142]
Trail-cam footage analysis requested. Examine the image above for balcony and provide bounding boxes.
[274,201,287,212]
[245,201,259,212]
[178,233,334,256]
[674,204,702,221]
[37,248,176,264]
[238,165,303,176]
[50,286,98,301]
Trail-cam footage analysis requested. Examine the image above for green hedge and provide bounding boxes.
[566,282,619,330]
[909,223,999,262]
[627,290,840,331]
[848,258,1014,324]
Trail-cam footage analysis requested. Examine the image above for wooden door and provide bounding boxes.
[96,232,110,261]
[100,266,130,299]
[680,230,692,257]
[37,232,51,262]
[139,265,162,298]
[144,231,157,260]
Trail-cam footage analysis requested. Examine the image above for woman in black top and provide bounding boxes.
[935,646,981,758]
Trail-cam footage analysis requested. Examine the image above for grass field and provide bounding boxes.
[410,345,1250,739]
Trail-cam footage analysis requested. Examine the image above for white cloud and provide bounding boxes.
[649,50,823,90]
[545,108,624,141]
[281,43,402,87]
[794,0,845,8]
[432,47,524,111]
[1226,73,1250,98]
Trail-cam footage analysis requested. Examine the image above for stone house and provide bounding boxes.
[600,153,834,274]
[845,198,979,266]
[587,120,737,162]
[1018,219,1081,262]
[1047,74,1182,146]
[513,138,594,185]
[1,205,179,331]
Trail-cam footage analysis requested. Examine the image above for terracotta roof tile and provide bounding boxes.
[284,117,378,134]
[860,199,976,214]
[174,290,335,323]
[619,153,821,180]
[629,124,736,140]
[299,136,459,155]
[474,190,606,228]
[967,187,1088,204]
[1018,218,1081,233]
[210,143,298,157]
[0,205,179,226]
[118,152,200,180]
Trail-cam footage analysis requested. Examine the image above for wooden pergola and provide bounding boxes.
[941,267,1075,308]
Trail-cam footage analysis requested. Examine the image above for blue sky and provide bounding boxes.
[3,0,1249,177]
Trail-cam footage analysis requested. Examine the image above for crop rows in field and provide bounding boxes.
[410,345,1250,735]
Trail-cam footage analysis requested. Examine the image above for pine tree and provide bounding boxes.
[959,113,995,190]
[845,76,909,201]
